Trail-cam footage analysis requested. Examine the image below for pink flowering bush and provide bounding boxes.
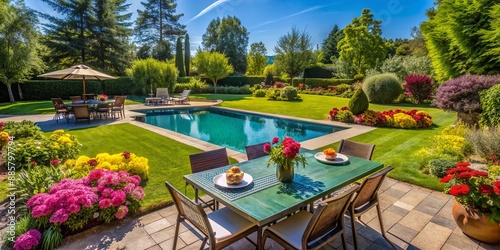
[13,229,41,250]
[26,169,144,231]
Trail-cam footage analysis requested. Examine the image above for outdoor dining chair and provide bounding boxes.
[165,181,258,250]
[111,96,126,118]
[69,96,82,102]
[338,139,376,160]
[172,89,191,104]
[261,185,359,250]
[95,103,111,119]
[187,148,229,211]
[245,142,268,160]
[348,166,397,250]
[72,105,91,124]
[50,98,71,123]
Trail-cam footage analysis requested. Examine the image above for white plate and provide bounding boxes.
[314,152,349,165]
[213,173,253,189]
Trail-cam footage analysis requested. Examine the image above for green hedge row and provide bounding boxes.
[273,77,354,87]
[303,65,334,78]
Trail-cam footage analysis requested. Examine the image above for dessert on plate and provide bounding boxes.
[323,148,337,160]
[226,166,244,185]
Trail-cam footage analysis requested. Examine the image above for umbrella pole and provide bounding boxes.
[83,76,86,95]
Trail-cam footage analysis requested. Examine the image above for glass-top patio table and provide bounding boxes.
[183,150,384,249]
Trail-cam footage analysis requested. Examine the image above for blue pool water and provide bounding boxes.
[139,107,345,153]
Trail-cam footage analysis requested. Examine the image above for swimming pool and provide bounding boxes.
[138,107,345,153]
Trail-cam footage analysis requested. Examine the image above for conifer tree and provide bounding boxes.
[184,33,190,76]
[175,36,185,77]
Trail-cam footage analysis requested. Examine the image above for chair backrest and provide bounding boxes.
[73,105,90,118]
[351,166,394,209]
[302,186,358,248]
[338,139,376,160]
[181,89,191,98]
[189,148,229,174]
[51,98,65,110]
[156,88,170,98]
[70,96,82,102]
[165,181,214,240]
[245,142,268,160]
[83,93,95,100]
[113,96,126,107]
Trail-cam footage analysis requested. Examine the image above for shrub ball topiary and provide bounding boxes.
[479,84,500,127]
[362,73,403,104]
[433,74,500,113]
[348,88,369,115]
[280,86,298,100]
[404,74,434,104]
[353,73,365,82]
[253,89,267,97]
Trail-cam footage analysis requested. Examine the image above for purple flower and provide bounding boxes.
[13,229,41,250]
[99,198,112,209]
[111,190,126,206]
[68,203,81,214]
[115,205,129,219]
[31,205,51,218]
[49,209,69,223]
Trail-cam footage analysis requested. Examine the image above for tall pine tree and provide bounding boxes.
[134,0,186,61]
[184,33,190,76]
[321,25,344,64]
[175,36,185,77]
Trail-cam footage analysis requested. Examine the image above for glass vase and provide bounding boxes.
[276,165,294,182]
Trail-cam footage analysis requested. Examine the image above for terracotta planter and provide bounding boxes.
[451,201,500,244]
[276,166,294,182]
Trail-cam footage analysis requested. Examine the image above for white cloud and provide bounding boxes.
[252,5,325,29]
[186,0,232,24]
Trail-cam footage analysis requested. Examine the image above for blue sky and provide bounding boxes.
[25,0,434,55]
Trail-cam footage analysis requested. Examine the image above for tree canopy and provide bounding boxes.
[337,8,386,76]
[202,16,249,74]
[421,0,500,82]
[193,51,233,93]
[246,42,267,75]
[321,25,344,64]
[274,27,313,84]
[134,0,185,45]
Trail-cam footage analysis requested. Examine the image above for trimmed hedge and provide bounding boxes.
[303,65,334,78]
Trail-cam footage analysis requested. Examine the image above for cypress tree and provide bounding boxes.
[175,37,185,77]
[184,33,190,76]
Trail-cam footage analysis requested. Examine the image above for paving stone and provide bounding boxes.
[441,243,467,250]
[420,191,451,209]
[159,237,186,250]
[150,226,177,244]
[445,232,480,250]
[382,187,407,200]
[346,234,372,250]
[366,236,398,250]
[414,203,441,216]
[139,211,163,225]
[144,218,173,235]
[366,210,402,233]
[108,227,157,250]
[146,245,163,250]
[391,182,413,193]
[179,227,204,245]
[478,242,500,250]
[398,210,432,232]
[388,223,418,243]
[385,233,410,250]
[380,178,397,191]
[386,204,411,217]
[430,214,457,230]
[157,206,178,218]
[398,188,430,207]
[393,200,414,211]
[378,193,398,210]
[411,222,452,249]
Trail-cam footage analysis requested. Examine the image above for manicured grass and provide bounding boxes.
[0,100,55,115]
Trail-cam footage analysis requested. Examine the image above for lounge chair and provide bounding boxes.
[156,88,172,104]
[172,89,191,104]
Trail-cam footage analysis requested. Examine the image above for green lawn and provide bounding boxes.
[0,94,456,208]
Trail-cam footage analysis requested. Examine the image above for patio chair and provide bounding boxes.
[187,148,229,211]
[245,142,268,160]
[348,166,397,250]
[338,139,376,160]
[95,103,110,119]
[156,88,172,105]
[172,89,191,104]
[72,105,91,124]
[261,185,359,250]
[111,96,126,119]
[69,96,82,102]
[83,93,95,101]
[50,98,70,123]
[165,181,258,250]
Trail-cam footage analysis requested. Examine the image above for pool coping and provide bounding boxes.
[128,104,377,162]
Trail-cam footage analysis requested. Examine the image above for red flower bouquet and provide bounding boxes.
[440,162,500,223]
[263,137,307,170]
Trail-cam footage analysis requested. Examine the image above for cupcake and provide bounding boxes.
[323,148,337,160]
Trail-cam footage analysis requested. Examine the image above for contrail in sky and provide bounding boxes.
[252,5,326,28]
[186,0,231,24]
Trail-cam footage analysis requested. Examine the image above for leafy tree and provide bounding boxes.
[137,45,152,59]
[184,33,190,76]
[246,42,267,75]
[134,0,185,45]
[409,26,428,56]
[202,16,249,73]
[421,0,500,82]
[175,36,185,77]
[89,0,133,75]
[321,25,344,64]
[274,27,313,85]
[337,8,386,76]
[0,1,45,102]
[193,51,233,93]
[127,58,178,93]
[396,44,412,56]
[152,40,173,61]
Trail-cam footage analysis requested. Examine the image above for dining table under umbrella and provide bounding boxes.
[38,64,117,95]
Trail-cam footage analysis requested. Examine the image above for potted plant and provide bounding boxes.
[264,137,307,182]
[440,162,500,244]
[97,94,108,101]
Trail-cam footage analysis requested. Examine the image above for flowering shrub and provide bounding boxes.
[328,107,432,129]
[404,74,434,104]
[13,229,41,250]
[274,81,286,88]
[64,151,149,179]
[8,129,81,168]
[26,170,144,232]
[433,74,500,113]
[440,162,500,223]
[264,137,307,170]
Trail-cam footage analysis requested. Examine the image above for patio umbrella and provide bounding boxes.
[38,64,116,95]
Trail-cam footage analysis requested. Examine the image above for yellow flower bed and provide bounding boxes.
[393,113,417,129]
